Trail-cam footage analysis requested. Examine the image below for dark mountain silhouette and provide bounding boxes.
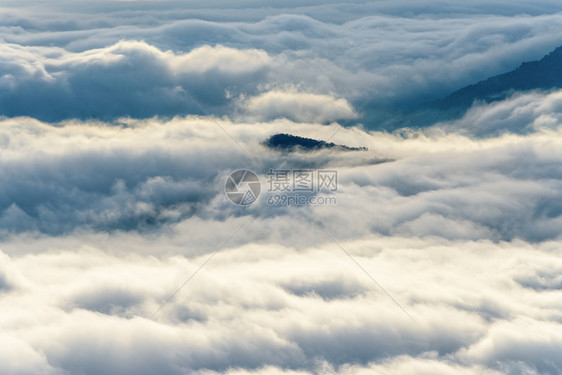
[372,45,562,130]
[264,133,367,152]
[437,45,562,110]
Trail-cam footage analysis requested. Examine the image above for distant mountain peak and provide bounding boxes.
[264,133,367,152]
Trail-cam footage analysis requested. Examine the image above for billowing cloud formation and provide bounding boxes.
[3,88,562,241]
[3,1,562,123]
[1,89,562,372]
[2,1,562,374]
[437,89,562,136]
[0,41,273,121]
[1,230,562,374]
[240,90,355,123]
[0,39,361,122]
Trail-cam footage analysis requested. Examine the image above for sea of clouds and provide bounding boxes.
[1,1,562,374]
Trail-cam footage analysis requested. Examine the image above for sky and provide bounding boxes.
[1,1,562,374]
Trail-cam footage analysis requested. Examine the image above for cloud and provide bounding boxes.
[3,92,562,242]
[4,4,562,123]
[240,90,355,123]
[460,318,562,373]
[2,1,562,374]
[0,91,561,371]
[1,232,562,374]
[435,89,562,136]
[0,41,277,121]
[0,253,15,292]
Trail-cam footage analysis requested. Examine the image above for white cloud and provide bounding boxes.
[435,89,562,136]
[240,90,355,123]
[2,1,562,374]
[0,91,562,372]
[1,232,562,374]
[170,44,272,75]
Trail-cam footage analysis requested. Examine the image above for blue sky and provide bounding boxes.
[1,1,562,374]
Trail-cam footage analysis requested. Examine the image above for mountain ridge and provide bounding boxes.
[437,45,562,109]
